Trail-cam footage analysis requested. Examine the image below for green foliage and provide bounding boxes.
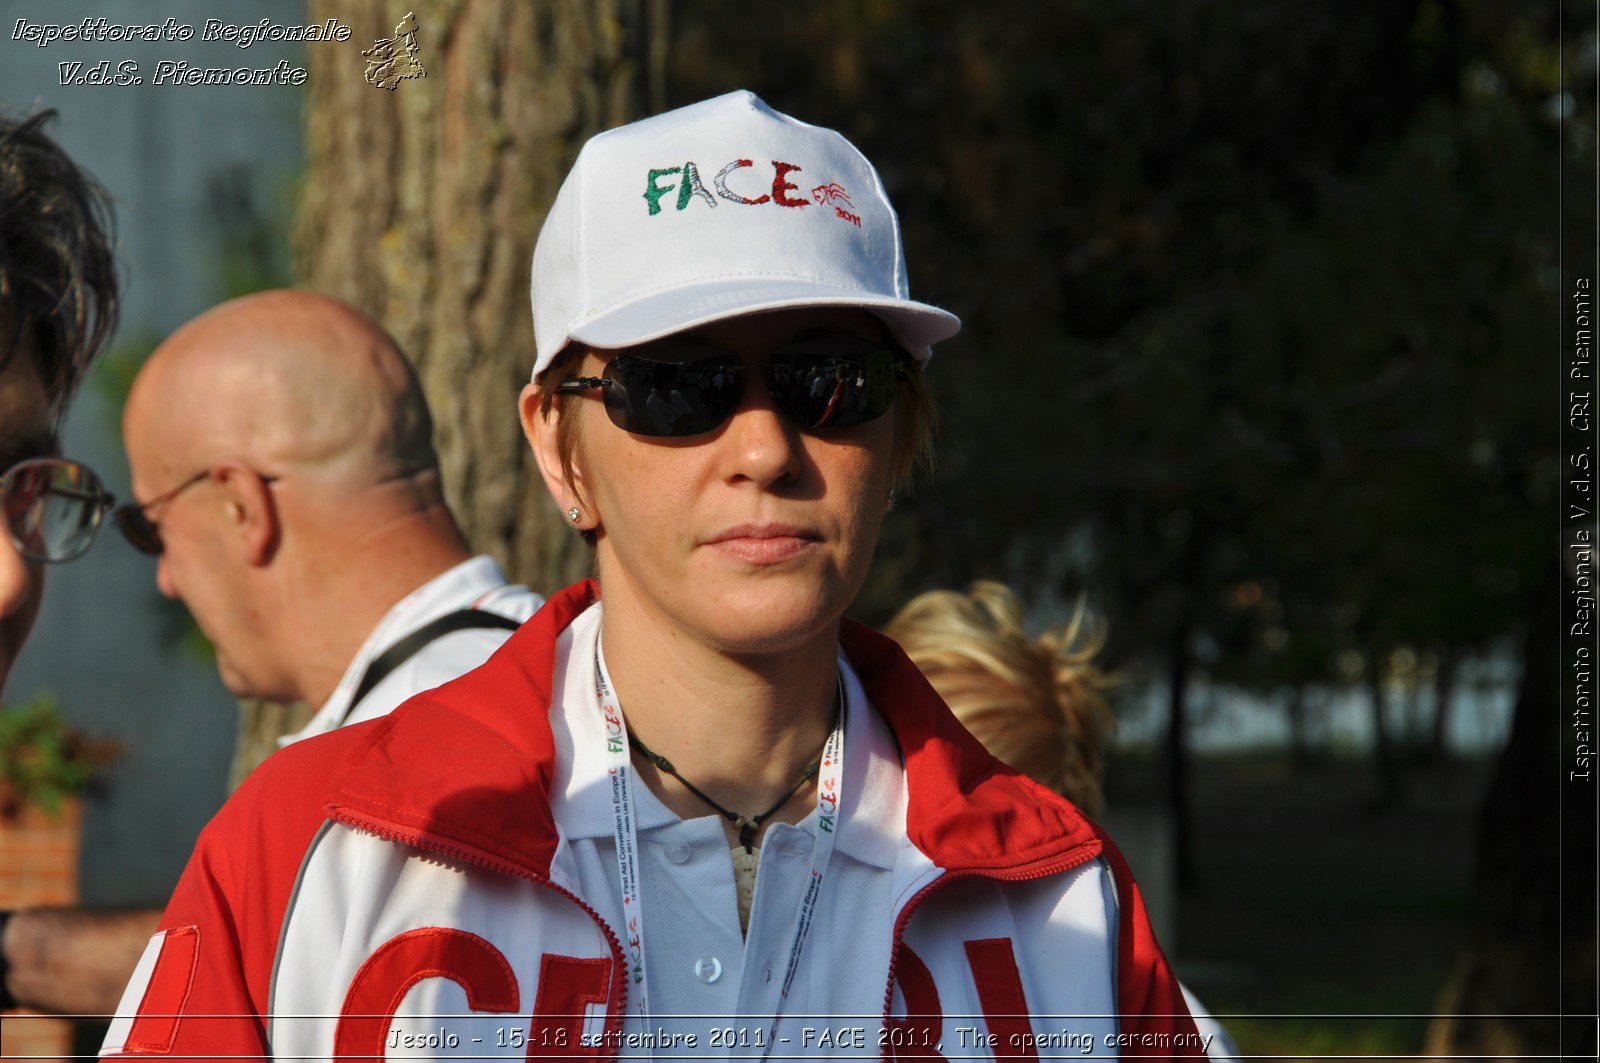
[91,326,161,449]
[674,0,1582,704]
[0,691,121,818]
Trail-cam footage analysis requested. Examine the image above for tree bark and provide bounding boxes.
[295,0,665,593]
[1165,525,1205,896]
[229,1,666,781]
[1424,568,1577,1059]
[1429,644,1458,759]
[1366,654,1402,809]
[1286,684,1309,767]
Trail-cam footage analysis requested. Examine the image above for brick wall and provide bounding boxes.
[1,800,81,1063]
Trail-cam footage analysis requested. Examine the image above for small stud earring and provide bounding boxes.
[567,507,582,523]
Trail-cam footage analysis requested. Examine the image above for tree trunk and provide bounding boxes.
[1424,569,1572,1058]
[1163,520,1204,897]
[1366,655,1402,809]
[1429,644,1458,759]
[295,0,666,593]
[227,1,667,779]
[1403,669,1425,751]
[1286,684,1309,767]
[1165,616,1195,895]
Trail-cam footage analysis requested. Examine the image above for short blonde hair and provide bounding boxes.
[885,581,1115,815]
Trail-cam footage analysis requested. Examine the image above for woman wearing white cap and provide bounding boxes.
[102,92,1208,1060]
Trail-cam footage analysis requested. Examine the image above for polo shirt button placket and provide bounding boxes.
[664,841,691,864]
[694,955,723,984]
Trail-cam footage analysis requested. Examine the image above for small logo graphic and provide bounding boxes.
[811,183,852,207]
[601,703,624,753]
[363,11,425,91]
[812,183,860,227]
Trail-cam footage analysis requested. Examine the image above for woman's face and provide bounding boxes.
[525,308,900,657]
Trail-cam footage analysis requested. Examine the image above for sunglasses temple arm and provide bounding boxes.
[555,377,610,393]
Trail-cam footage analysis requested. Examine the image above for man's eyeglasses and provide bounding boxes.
[113,469,280,555]
[112,470,208,556]
[553,333,909,438]
[0,457,116,563]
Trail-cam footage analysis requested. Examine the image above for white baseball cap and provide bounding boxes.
[529,90,961,379]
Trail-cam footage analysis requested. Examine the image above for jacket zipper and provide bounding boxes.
[331,807,629,1058]
[877,845,1103,1061]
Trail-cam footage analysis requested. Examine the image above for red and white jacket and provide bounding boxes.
[103,581,1204,1060]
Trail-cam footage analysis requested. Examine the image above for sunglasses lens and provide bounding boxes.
[769,346,901,429]
[603,352,743,437]
[2,459,108,563]
[113,505,163,556]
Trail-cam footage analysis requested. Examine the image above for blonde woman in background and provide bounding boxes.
[887,580,1242,1062]
[886,579,1114,815]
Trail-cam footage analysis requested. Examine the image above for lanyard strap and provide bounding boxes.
[593,630,846,1055]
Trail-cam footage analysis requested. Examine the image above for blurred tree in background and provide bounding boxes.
[668,0,1588,1055]
[296,0,669,596]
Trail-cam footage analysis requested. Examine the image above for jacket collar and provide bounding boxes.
[329,580,1100,880]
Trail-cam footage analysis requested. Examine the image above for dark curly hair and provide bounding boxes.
[0,109,119,424]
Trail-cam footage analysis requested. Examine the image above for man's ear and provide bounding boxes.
[519,383,591,525]
[213,465,279,566]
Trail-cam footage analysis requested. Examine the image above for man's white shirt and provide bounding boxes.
[280,555,543,745]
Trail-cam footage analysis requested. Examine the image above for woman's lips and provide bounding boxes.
[704,525,820,565]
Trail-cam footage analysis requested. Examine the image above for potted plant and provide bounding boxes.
[0,692,120,821]
[0,693,120,1059]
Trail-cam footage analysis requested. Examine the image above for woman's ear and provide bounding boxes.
[519,383,590,526]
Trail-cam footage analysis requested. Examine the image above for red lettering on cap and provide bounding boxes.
[772,161,809,208]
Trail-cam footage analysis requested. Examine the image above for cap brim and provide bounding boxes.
[567,279,961,361]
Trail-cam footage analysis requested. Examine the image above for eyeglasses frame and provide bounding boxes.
[113,467,280,556]
[0,456,117,564]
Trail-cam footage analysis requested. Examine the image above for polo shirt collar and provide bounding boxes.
[550,603,905,872]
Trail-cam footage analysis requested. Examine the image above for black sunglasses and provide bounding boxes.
[554,334,910,438]
[0,457,116,563]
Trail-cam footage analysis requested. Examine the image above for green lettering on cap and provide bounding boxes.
[643,167,681,216]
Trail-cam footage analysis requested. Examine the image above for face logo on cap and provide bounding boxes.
[642,159,860,227]
[810,182,860,227]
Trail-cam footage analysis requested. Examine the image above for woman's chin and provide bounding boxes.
[694,580,847,656]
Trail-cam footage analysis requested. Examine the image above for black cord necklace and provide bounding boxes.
[627,679,843,854]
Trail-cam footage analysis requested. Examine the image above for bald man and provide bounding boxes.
[1,290,542,1017]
